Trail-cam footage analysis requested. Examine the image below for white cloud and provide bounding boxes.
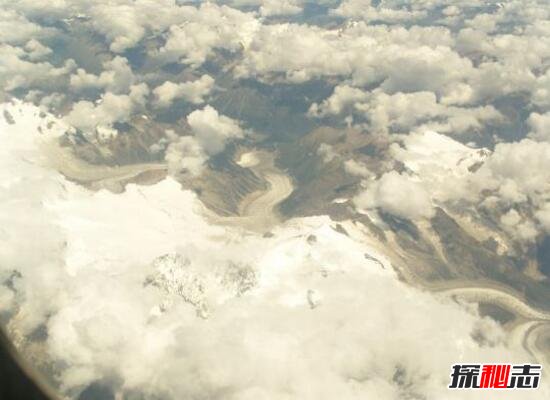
[234,23,352,83]
[535,202,550,233]
[309,85,368,118]
[333,0,428,23]
[480,139,550,203]
[465,13,498,33]
[533,70,550,110]
[6,1,255,57]
[86,0,189,53]
[221,0,304,16]
[500,209,538,242]
[70,56,135,94]
[187,105,245,155]
[24,39,52,61]
[165,135,207,177]
[235,22,468,89]
[528,111,550,142]
[25,90,67,111]
[0,8,56,44]
[229,3,549,117]
[0,44,76,92]
[65,83,149,134]
[353,90,503,135]
[354,171,435,220]
[153,75,215,107]
[89,3,148,53]
[259,0,302,17]
[157,3,259,67]
[3,0,548,120]
[344,159,371,178]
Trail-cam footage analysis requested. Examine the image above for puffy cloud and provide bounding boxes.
[441,5,460,17]
[220,0,304,16]
[1,101,547,400]
[157,3,259,67]
[3,0,547,124]
[532,70,550,110]
[153,75,215,107]
[235,22,469,88]
[229,2,549,116]
[24,90,67,111]
[456,27,550,74]
[536,202,550,233]
[500,209,538,242]
[480,139,550,202]
[528,111,550,142]
[70,56,135,94]
[235,23,350,83]
[1,0,203,54]
[0,44,76,92]
[0,0,74,19]
[165,135,207,177]
[355,90,503,134]
[88,3,148,53]
[187,105,245,155]
[160,105,245,177]
[344,159,371,178]
[0,8,56,44]
[259,0,302,17]
[308,85,368,118]
[333,0,428,23]
[375,46,472,95]
[465,13,498,33]
[451,10,550,104]
[354,171,435,220]
[64,83,149,133]
[24,39,52,61]
[86,0,189,53]
[2,0,548,119]
[5,0,255,57]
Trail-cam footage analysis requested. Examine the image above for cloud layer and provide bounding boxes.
[1,1,550,399]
